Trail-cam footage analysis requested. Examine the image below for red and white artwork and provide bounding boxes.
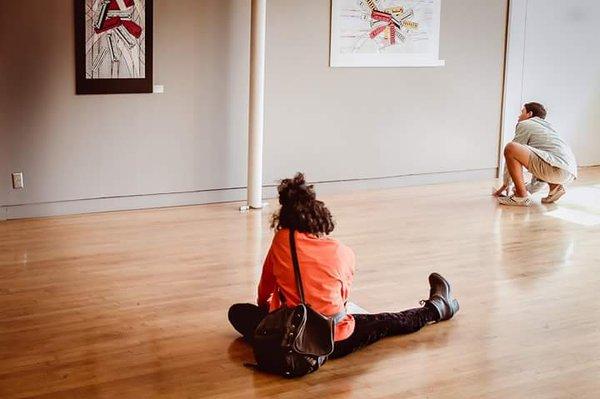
[85,0,146,79]
[330,0,444,67]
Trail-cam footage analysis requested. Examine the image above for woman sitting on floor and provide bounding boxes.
[228,173,459,358]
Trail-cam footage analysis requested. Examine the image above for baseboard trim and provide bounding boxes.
[305,168,497,195]
[2,168,497,220]
[3,187,248,220]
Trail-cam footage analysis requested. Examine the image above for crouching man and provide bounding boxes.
[494,102,577,206]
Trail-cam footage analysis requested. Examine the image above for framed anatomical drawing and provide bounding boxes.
[330,0,444,67]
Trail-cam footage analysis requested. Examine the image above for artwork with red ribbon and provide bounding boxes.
[330,0,444,67]
[75,0,153,94]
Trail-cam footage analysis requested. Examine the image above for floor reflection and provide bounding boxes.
[495,204,576,284]
[544,186,600,226]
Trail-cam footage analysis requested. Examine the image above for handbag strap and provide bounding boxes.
[288,229,306,304]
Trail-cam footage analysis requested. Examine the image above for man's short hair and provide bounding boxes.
[524,102,547,119]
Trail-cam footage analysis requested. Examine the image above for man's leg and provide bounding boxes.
[527,176,548,194]
[330,306,439,359]
[527,152,574,204]
[228,303,268,341]
[543,183,567,204]
[504,142,532,197]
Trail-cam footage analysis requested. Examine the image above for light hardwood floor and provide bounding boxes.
[1,168,600,399]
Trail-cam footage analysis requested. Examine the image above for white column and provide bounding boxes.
[499,0,528,176]
[246,0,267,209]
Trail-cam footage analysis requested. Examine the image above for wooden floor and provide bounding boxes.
[1,168,600,399]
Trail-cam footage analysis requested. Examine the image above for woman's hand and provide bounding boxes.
[492,184,509,197]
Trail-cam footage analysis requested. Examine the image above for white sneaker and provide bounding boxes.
[498,194,532,207]
[542,185,566,204]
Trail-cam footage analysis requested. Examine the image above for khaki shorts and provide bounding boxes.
[528,152,575,185]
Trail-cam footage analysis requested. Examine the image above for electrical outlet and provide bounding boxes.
[12,172,24,189]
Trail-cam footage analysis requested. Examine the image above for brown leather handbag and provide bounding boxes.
[251,229,346,378]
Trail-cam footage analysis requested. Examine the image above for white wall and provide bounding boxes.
[264,0,507,184]
[0,0,251,218]
[503,0,600,166]
[0,0,508,219]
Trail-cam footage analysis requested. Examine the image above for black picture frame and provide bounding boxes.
[74,0,153,95]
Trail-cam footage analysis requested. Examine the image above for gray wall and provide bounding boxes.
[264,0,506,182]
[0,0,507,216]
[0,0,250,208]
[520,0,600,166]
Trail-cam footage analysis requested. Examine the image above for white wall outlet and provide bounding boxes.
[12,172,24,189]
[153,85,164,94]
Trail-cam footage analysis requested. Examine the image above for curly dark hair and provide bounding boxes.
[271,173,335,236]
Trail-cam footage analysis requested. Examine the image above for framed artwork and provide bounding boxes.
[330,0,444,67]
[75,0,153,94]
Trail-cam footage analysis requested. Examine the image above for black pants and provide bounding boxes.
[228,303,439,359]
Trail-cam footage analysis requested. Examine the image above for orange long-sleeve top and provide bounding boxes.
[257,229,356,341]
